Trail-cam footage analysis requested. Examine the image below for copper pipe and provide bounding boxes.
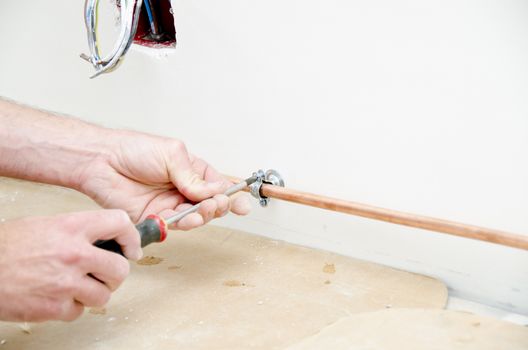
[227,176,528,251]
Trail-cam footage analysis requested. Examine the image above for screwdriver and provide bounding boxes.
[94,175,259,257]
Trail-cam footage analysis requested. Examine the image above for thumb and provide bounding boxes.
[167,143,226,201]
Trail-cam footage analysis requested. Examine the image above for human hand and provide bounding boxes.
[77,130,251,230]
[0,100,250,229]
[0,210,141,322]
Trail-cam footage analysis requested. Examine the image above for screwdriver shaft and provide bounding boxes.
[164,176,258,225]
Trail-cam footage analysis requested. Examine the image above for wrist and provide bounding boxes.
[62,127,116,192]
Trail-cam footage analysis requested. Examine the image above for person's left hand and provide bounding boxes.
[76,130,251,230]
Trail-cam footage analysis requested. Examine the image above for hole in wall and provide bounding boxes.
[132,0,176,48]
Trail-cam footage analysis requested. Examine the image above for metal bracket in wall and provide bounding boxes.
[249,169,285,207]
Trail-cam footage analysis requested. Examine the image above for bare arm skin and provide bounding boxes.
[0,98,110,190]
[0,98,251,322]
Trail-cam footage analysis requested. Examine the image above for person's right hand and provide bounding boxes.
[0,209,142,322]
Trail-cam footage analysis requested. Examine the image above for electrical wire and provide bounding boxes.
[144,0,155,26]
[82,0,143,78]
[143,0,162,39]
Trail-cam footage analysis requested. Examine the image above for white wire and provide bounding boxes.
[83,0,143,78]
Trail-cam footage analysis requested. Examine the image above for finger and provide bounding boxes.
[74,275,111,307]
[161,199,221,231]
[230,193,252,215]
[190,157,231,186]
[167,143,227,201]
[159,203,193,230]
[158,208,180,224]
[160,204,206,231]
[189,156,211,179]
[175,213,203,231]
[137,189,186,222]
[197,198,217,224]
[86,247,131,291]
[166,201,215,223]
[58,300,84,322]
[62,210,142,261]
[196,161,236,201]
[213,194,230,217]
[189,161,251,215]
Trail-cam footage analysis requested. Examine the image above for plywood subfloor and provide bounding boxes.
[0,178,448,349]
[286,308,528,350]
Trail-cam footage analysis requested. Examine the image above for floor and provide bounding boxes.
[447,296,528,326]
[0,177,526,348]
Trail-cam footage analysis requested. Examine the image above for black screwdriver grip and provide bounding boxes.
[94,239,124,255]
[93,215,168,257]
[136,216,166,247]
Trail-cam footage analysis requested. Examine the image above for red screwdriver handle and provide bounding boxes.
[136,214,168,246]
[94,214,168,257]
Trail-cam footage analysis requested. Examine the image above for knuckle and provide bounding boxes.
[62,304,84,322]
[98,290,112,306]
[181,174,200,193]
[206,201,217,216]
[193,157,206,168]
[218,207,229,217]
[120,260,131,279]
[57,275,78,295]
[109,209,130,226]
[180,184,193,197]
[59,247,84,265]
[41,300,63,320]
[58,214,79,232]
[89,288,111,307]
[214,194,227,203]
[200,199,215,212]
[214,196,229,213]
[112,259,130,285]
[171,139,186,153]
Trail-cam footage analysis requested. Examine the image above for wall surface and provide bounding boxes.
[1,0,527,313]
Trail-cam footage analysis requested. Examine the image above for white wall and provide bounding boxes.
[1,0,527,313]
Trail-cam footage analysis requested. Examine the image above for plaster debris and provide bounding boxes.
[257,301,264,305]
[323,263,336,274]
[137,256,164,265]
[19,322,31,334]
[223,280,246,287]
[0,339,6,346]
[89,307,107,315]
[107,317,117,322]
[168,265,182,270]
[324,280,331,285]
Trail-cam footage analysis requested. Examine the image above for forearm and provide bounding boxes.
[0,98,112,190]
